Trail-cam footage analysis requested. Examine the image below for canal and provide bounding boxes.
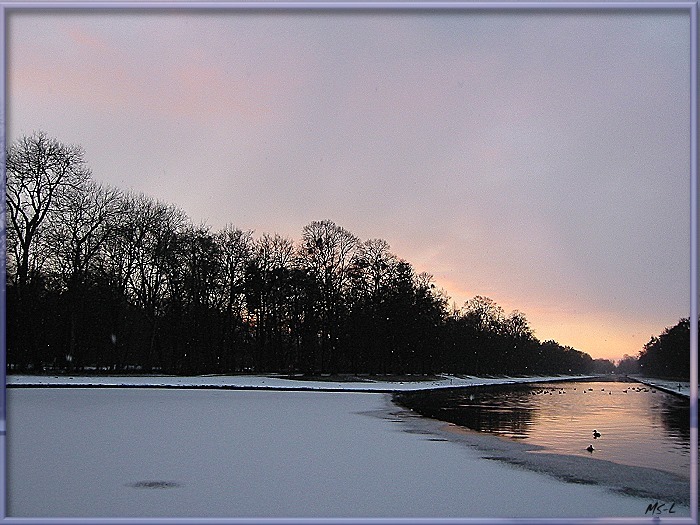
[395,378,690,479]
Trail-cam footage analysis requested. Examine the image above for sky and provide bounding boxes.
[5,5,693,362]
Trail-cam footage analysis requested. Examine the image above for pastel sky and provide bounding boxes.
[6,6,692,361]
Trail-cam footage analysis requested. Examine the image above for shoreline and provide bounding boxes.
[629,376,693,399]
[5,372,600,392]
[7,373,692,400]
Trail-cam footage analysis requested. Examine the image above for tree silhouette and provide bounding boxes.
[6,132,90,370]
[638,318,692,379]
[45,180,122,369]
[6,132,90,292]
[6,132,616,378]
[300,220,359,374]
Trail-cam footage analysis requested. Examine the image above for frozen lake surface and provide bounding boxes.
[6,386,690,518]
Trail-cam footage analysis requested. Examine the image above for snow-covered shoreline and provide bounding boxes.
[6,373,598,392]
[628,376,693,398]
[9,372,693,401]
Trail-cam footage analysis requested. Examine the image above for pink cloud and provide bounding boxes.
[168,61,273,122]
[66,26,110,53]
[9,18,313,127]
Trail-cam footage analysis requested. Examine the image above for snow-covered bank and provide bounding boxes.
[6,373,597,392]
[6,387,682,519]
[629,376,694,398]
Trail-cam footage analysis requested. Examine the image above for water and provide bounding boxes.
[397,380,690,478]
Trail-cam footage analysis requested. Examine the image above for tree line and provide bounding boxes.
[5,132,685,378]
[636,318,693,379]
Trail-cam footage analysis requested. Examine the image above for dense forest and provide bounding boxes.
[4,133,691,378]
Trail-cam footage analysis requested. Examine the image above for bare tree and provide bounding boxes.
[352,238,399,299]
[5,132,90,370]
[300,220,359,373]
[301,220,359,293]
[500,310,535,374]
[6,132,90,292]
[46,180,122,285]
[346,238,399,373]
[246,233,297,372]
[461,295,506,333]
[125,194,189,371]
[215,226,254,372]
[164,224,225,373]
[96,192,146,370]
[44,179,122,367]
[216,225,253,318]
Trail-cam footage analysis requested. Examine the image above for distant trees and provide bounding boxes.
[637,318,693,379]
[7,132,608,377]
[591,358,616,374]
[441,297,594,376]
[612,318,695,379]
[614,354,639,375]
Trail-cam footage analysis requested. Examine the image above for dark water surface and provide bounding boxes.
[396,380,690,478]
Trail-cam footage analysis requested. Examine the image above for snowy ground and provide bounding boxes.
[5,389,680,519]
[5,373,692,520]
[7,376,690,518]
[6,372,597,391]
[629,376,694,398]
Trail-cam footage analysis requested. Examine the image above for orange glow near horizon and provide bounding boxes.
[430,276,676,363]
[521,313,657,362]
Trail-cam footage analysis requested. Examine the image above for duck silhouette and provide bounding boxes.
[587,444,595,452]
[593,429,601,439]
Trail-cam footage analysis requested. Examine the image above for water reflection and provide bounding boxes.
[396,380,690,478]
[410,387,537,439]
[656,395,690,442]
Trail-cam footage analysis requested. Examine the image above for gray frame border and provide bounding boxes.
[0,2,697,524]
